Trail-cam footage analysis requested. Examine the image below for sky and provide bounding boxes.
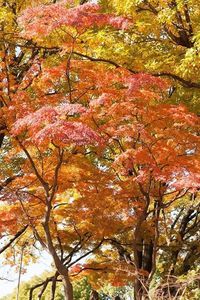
[0,251,52,297]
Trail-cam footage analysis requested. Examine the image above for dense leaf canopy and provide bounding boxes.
[0,1,199,300]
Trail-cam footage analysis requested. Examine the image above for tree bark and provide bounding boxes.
[133,215,146,300]
[89,290,99,300]
[43,214,73,300]
[60,270,73,300]
[133,196,155,300]
[134,279,143,300]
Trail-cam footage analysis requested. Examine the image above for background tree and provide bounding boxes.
[80,0,200,112]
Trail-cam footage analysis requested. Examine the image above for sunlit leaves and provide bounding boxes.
[0,1,200,298]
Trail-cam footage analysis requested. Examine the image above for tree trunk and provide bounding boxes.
[133,198,161,300]
[61,271,73,300]
[89,290,99,300]
[134,278,144,300]
[43,220,73,300]
[133,221,145,300]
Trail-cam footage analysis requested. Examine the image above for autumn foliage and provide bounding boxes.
[0,1,200,300]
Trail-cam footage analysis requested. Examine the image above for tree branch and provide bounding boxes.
[0,225,28,255]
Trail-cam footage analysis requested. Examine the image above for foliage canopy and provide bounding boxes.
[0,1,199,300]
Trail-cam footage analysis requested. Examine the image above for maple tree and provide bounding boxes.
[84,0,200,112]
[0,1,199,300]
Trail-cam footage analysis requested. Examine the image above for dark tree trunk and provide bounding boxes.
[134,279,144,300]
[61,271,73,300]
[89,290,99,300]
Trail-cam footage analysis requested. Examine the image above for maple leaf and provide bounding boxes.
[33,120,101,146]
[11,103,86,136]
[18,2,131,40]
